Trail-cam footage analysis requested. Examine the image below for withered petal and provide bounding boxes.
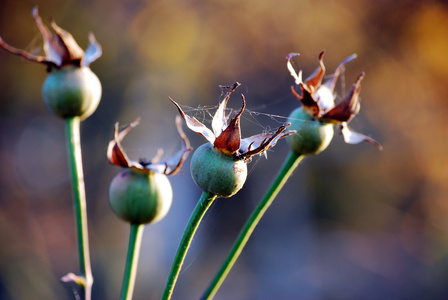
[340,123,383,151]
[212,82,240,137]
[304,50,326,92]
[169,97,216,144]
[107,118,143,169]
[214,94,245,154]
[82,33,102,67]
[239,123,294,159]
[321,72,364,123]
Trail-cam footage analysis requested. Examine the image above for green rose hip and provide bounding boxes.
[107,117,191,224]
[0,6,103,120]
[42,66,102,119]
[287,106,334,155]
[191,143,247,198]
[286,52,382,151]
[171,82,293,198]
[109,169,172,224]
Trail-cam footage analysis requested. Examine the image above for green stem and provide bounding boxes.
[201,151,304,300]
[161,191,217,300]
[65,117,93,300]
[120,224,145,300]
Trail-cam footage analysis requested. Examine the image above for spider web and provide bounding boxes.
[174,88,294,177]
[177,90,292,134]
[174,68,354,170]
[176,66,350,134]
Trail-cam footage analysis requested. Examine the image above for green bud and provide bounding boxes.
[287,106,334,155]
[190,143,247,198]
[42,66,101,120]
[109,169,172,224]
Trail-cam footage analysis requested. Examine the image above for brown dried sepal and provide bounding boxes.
[107,118,142,169]
[213,95,245,154]
[239,123,294,160]
[322,72,364,123]
[107,117,191,175]
[291,85,321,117]
[160,116,193,175]
[303,50,326,93]
[0,6,101,70]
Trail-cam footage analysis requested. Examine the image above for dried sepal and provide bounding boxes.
[287,51,382,151]
[107,118,142,169]
[287,51,327,117]
[303,50,326,92]
[0,34,57,68]
[107,117,192,174]
[340,123,383,151]
[286,53,302,85]
[151,116,192,175]
[322,72,364,122]
[173,83,293,160]
[321,53,358,93]
[315,53,358,111]
[214,94,245,154]
[212,82,241,136]
[169,97,216,145]
[150,148,164,164]
[44,19,84,66]
[291,85,321,117]
[239,123,294,159]
[0,6,101,69]
[82,33,102,67]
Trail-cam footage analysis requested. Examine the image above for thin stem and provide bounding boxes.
[120,224,145,300]
[161,191,217,300]
[65,117,93,300]
[201,151,304,300]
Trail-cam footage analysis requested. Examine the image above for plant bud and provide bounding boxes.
[190,143,247,198]
[109,169,172,224]
[287,106,334,155]
[42,66,101,120]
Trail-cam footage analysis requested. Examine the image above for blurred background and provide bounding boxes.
[1,0,447,299]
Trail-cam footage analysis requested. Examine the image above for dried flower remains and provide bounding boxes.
[170,82,295,161]
[0,6,101,70]
[107,116,192,175]
[287,51,382,150]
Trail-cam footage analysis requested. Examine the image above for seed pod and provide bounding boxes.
[190,143,247,198]
[42,66,102,120]
[109,168,172,224]
[287,106,334,155]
